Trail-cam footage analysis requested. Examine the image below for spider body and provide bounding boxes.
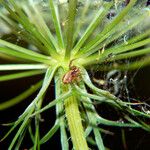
[62,66,80,84]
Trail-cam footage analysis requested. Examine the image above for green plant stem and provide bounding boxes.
[64,87,89,150]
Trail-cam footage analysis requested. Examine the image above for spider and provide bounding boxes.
[62,60,81,84]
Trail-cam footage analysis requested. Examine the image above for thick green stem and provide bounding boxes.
[64,90,89,150]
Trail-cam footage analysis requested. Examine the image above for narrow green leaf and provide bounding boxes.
[30,90,71,117]
[73,0,90,45]
[126,29,150,44]
[32,65,58,104]
[94,12,147,52]
[1,122,15,126]
[126,107,150,119]
[109,47,150,61]
[105,38,150,56]
[72,2,112,54]
[77,0,137,57]
[14,126,27,150]
[0,13,51,54]
[85,46,150,66]
[74,84,106,102]
[0,70,45,82]
[65,0,78,59]
[25,2,59,51]
[0,81,42,110]
[99,56,150,71]
[134,119,150,132]
[8,66,57,149]
[1,66,57,143]
[121,129,127,150]
[19,66,58,119]
[28,125,35,144]
[0,39,51,62]
[40,122,60,144]
[78,81,107,149]
[89,37,150,66]
[0,110,29,142]
[2,0,58,57]
[0,52,23,62]
[8,112,32,149]
[87,137,96,146]
[0,64,47,71]
[81,67,117,100]
[98,128,114,135]
[93,129,105,150]
[49,0,64,49]
[125,115,150,131]
[74,84,129,110]
[97,116,140,127]
[34,116,40,150]
[0,47,50,64]
[9,0,52,46]
[60,125,69,150]
[85,126,93,137]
